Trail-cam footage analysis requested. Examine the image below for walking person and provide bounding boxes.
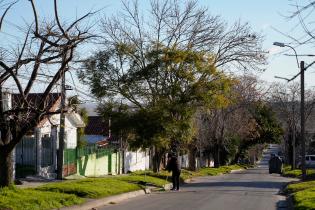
[166,153,181,191]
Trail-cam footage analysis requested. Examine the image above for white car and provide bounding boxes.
[298,155,315,168]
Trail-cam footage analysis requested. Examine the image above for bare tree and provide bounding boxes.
[101,0,266,73]
[0,0,95,187]
[269,82,315,169]
[274,1,315,49]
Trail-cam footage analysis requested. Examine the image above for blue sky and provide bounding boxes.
[1,0,314,95]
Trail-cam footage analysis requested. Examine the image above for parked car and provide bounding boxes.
[269,154,283,174]
[297,155,315,168]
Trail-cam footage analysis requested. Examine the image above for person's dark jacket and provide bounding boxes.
[166,156,181,174]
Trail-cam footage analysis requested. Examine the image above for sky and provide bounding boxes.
[1,0,315,102]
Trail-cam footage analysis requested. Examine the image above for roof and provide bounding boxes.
[12,93,61,127]
[12,93,61,112]
[85,116,108,135]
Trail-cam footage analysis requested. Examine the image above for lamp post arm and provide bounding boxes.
[285,45,300,68]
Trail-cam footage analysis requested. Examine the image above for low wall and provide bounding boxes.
[124,149,150,172]
[77,152,121,177]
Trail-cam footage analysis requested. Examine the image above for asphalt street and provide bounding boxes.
[98,145,295,210]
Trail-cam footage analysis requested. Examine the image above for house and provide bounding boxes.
[12,93,85,179]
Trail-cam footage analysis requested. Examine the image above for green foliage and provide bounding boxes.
[251,102,283,144]
[77,108,89,148]
[0,187,83,210]
[80,46,233,153]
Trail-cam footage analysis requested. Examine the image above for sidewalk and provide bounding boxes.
[16,175,62,189]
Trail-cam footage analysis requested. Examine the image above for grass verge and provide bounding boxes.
[285,181,315,210]
[282,165,315,179]
[0,186,83,210]
[36,178,142,198]
[132,164,247,183]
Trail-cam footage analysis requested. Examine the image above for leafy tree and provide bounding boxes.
[195,75,283,167]
[81,46,233,171]
[80,0,266,171]
[248,102,283,146]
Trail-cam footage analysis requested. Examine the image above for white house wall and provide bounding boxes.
[40,114,78,149]
[65,117,78,149]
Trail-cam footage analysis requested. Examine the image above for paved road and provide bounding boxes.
[98,145,295,210]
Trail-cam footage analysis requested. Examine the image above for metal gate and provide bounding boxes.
[15,136,36,178]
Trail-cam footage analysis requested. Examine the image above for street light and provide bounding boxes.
[273,42,306,180]
[273,42,299,68]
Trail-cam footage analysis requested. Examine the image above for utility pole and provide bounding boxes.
[57,66,66,180]
[300,61,306,180]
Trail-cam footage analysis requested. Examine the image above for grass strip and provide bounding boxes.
[132,164,247,183]
[293,187,315,210]
[285,180,315,210]
[282,165,315,179]
[36,178,142,198]
[0,186,83,210]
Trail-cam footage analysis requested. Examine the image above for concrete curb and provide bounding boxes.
[60,190,146,210]
[230,169,245,173]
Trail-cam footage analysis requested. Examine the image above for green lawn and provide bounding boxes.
[294,187,315,210]
[198,165,245,176]
[282,165,315,209]
[0,186,83,210]
[117,174,169,187]
[131,164,247,182]
[285,181,315,210]
[282,165,315,179]
[285,180,315,194]
[36,178,142,198]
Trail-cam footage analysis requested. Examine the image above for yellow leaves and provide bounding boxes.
[115,43,136,55]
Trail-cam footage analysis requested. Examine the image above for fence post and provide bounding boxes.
[35,128,42,176]
[108,152,112,175]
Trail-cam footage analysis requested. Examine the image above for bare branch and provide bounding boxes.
[0,0,18,31]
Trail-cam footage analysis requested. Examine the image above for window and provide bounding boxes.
[310,156,315,161]
[306,156,310,161]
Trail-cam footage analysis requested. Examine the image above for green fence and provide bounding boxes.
[64,146,121,177]
[64,149,77,164]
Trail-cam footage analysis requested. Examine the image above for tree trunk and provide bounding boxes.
[152,148,163,173]
[214,144,220,168]
[0,148,14,187]
[188,146,197,171]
